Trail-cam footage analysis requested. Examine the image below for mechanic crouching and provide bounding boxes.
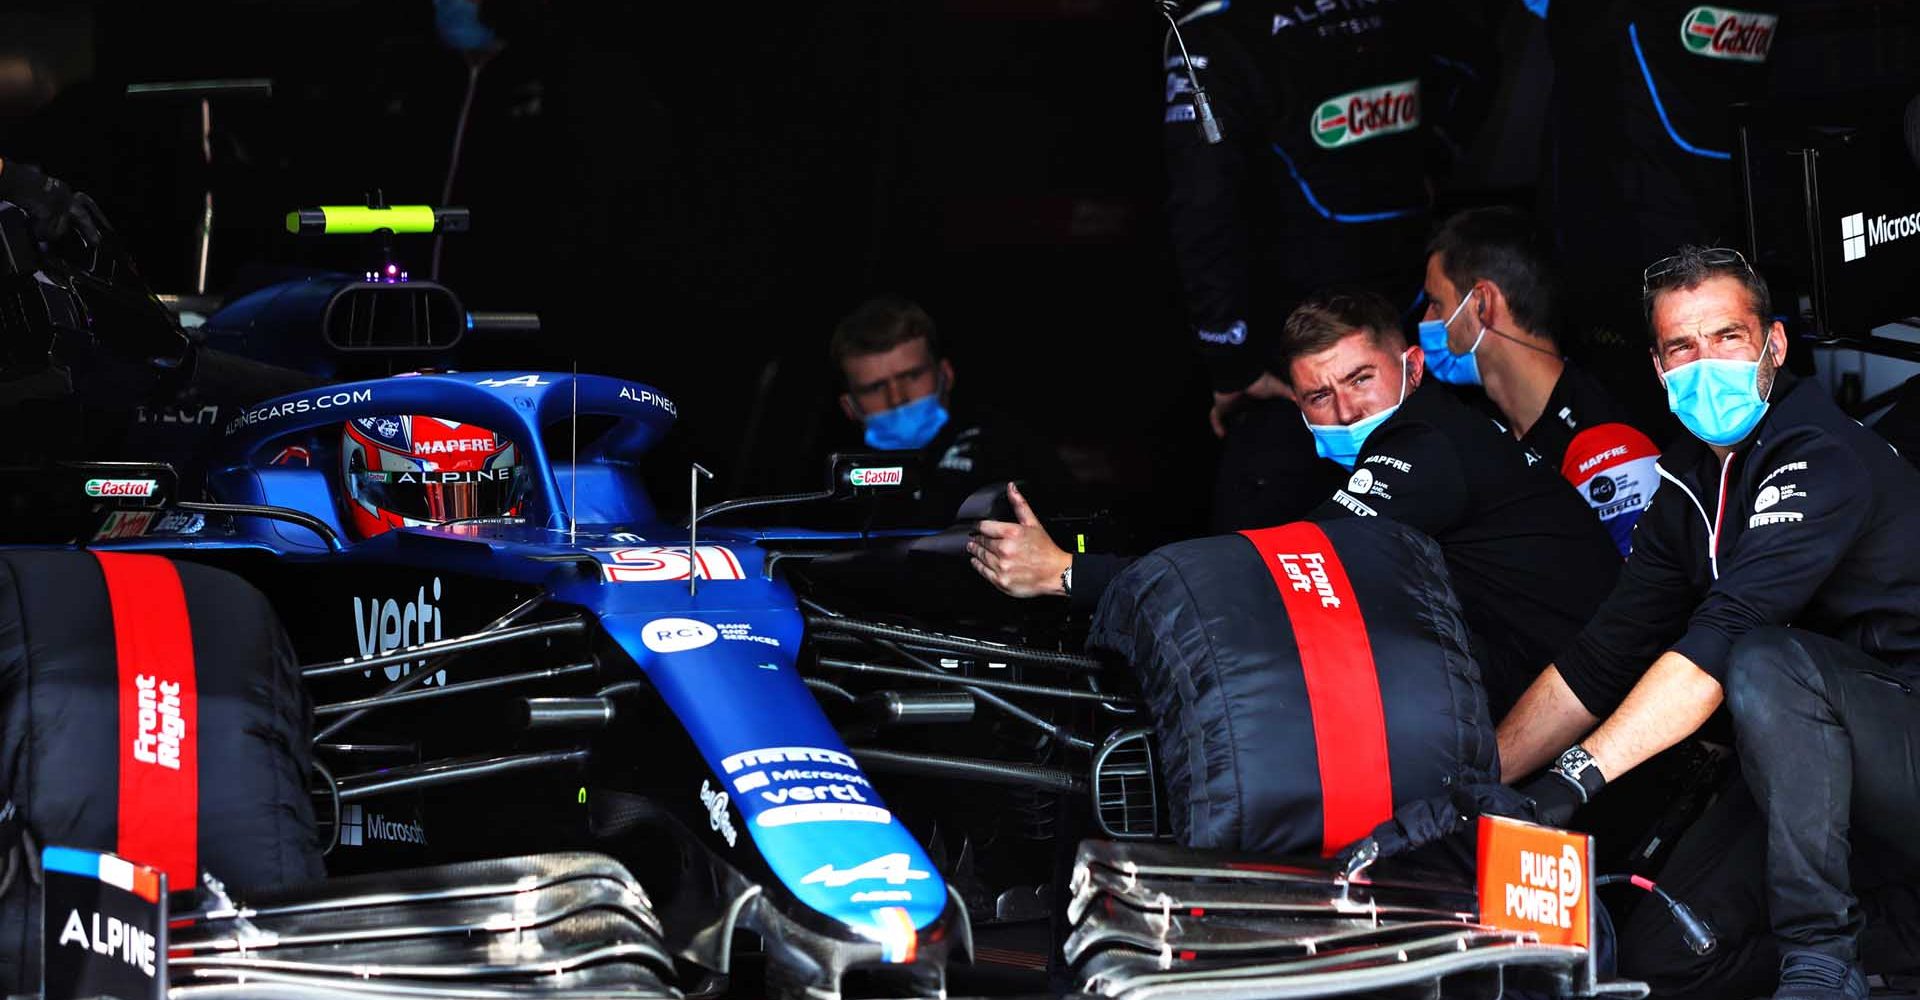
[973,288,1622,718]
[1496,248,1920,999]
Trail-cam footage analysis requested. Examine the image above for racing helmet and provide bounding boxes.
[340,415,526,537]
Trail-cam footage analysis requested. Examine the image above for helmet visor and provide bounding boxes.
[351,466,529,523]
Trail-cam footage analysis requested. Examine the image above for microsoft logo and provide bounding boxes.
[335,804,427,847]
[1842,209,1920,263]
[1841,213,1866,262]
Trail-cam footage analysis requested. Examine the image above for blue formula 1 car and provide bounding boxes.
[65,371,1639,1000]
[3,200,1634,1000]
[82,370,993,996]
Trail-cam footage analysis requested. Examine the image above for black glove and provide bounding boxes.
[1516,769,1588,828]
[1337,781,1541,872]
[0,159,110,245]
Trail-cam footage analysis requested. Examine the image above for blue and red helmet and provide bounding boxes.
[340,415,525,537]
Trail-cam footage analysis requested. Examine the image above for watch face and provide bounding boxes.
[1557,746,1595,777]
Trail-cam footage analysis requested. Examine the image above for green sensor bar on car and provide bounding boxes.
[285,205,471,235]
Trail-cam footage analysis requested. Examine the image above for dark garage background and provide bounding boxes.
[0,0,1915,546]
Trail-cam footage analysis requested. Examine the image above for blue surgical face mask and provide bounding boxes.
[863,390,951,451]
[1303,350,1411,469]
[433,0,498,52]
[1661,353,1774,447]
[1419,290,1486,386]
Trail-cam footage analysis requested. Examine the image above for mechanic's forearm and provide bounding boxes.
[1496,666,1597,781]
[1583,651,1723,783]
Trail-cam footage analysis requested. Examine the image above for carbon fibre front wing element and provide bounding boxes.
[1065,840,1648,1000]
[168,853,680,999]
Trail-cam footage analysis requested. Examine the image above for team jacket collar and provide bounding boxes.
[1651,371,1809,578]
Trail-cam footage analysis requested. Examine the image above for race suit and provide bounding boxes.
[1165,0,1495,394]
[1551,373,1920,990]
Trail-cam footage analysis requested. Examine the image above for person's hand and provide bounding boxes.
[1516,770,1586,828]
[1335,780,1543,871]
[0,159,109,245]
[1208,389,1245,439]
[1209,374,1295,438]
[968,482,1072,598]
[1245,371,1295,403]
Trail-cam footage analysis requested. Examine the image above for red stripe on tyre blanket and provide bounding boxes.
[95,553,199,890]
[1239,523,1394,855]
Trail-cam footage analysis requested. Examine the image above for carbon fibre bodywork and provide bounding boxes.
[84,371,970,996]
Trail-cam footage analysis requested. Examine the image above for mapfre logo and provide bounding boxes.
[1840,210,1920,263]
[1680,6,1777,62]
[1312,79,1419,149]
[352,578,446,685]
[412,436,495,455]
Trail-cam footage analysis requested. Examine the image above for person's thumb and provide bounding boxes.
[1006,482,1042,527]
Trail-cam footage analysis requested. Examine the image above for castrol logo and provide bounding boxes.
[848,466,904,487]
[1311,80,1420,150]
[84,479,158,498]
[1680,6,1777,63]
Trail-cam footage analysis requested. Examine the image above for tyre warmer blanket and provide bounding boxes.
[1087,519,1499,857]
[0,550,324,991]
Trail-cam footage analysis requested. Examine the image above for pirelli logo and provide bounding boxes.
[1331,490,1377,517]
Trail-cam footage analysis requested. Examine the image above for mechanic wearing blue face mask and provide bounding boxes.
[975,288,1620,718]
[832,295,1068,521]
[1497,247,1920,1000]
[1284,290,1621,715]
[1421,207,1663,556]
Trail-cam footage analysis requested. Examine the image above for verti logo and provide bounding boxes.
[353,578,446,685]
[1680,6,1777,62]
[1311,80,1420,150]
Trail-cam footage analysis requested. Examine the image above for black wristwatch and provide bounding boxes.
[1550,745,1607,803]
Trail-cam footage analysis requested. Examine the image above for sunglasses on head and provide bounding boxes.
[1642,247,1753,296]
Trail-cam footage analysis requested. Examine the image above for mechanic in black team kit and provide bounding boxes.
[974,290,1621,718]
[1496,248,1920,1000]
[1419,207,1662,555]
[1162,0,1493,528]
[830,296,1067,521]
